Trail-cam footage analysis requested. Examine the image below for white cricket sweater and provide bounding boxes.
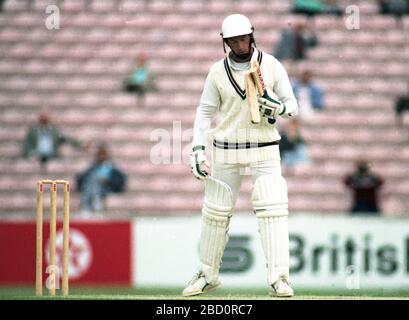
[192,49,298,164]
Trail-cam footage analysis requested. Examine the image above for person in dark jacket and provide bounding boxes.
[76,144,126,213]
[344,160,384,215]
[394,91,409,127]
[274,21,318,61]
[22,113,86,172]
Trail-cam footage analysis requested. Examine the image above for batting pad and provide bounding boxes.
[251,174,288,216]
[252,174,290,285]
[200,177,233,284]
[257,215,290,285]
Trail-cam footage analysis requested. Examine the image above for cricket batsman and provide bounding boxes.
[183,14,299,298]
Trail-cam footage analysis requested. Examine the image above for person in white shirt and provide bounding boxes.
[184,14,298,298]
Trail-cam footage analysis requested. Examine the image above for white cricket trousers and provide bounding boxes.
[212,159,283,205]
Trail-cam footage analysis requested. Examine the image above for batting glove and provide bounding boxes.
[189,146,210,180]
[258,91,286,124]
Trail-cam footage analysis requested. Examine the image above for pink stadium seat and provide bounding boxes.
[358,1,380,15]
[148,1,176,14]
[68,13,95,28]
[34,77,61,91]
[384,62,409,77]
[101,14,125,29]
[0,27,27,42]
[25,60,56,75]
[256,33,279,47]
[39,44,65,59]
[124,14,158,29]
[120,0,144,12]
[114,29,141,44]
[83,29,113,44]
[0,194,32,211]
[178,0,206,13]
[360,16,397,30]
[248,14,274,30]
[0,59,21,74]
[60,0,87,12]
[314,15,344,30]
[317,161,350,177]
[4,0,28,11]
[115,144,147,159]
[83,60,118,74]
[0,0,408,215]
[382,198,408,217]
[206,1,233,14]
[46,161,69,175]
[0,15,8,28]
[90,0,118,12]
[31,0,53,11]
[271,0,291,12]
[72,93,101,108]
[68,45,96,59]
[56,29,84,43]
[190,15,220,30]
[8,43,37,59]
[109,94,137,108]
[13,12,41,27]
[13,93,43,109]
[232,1,259,15]
[96,44,127,59]
[403,16,409,30]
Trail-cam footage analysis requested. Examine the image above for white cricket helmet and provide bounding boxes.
[220,14,253,39]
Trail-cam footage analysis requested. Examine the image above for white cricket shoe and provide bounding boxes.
[270,275,294,297]
[182,272,221,297]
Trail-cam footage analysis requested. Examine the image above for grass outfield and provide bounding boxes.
[0,286,409,300]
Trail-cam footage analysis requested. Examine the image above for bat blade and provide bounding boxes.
[245,73,261,124]
[249,60,265,97]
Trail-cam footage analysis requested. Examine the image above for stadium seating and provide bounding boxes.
[0,0,408,216]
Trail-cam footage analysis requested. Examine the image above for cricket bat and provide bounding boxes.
[249,60,279,125]
[245,60,269,124]
[245,73,260,124]
[249,60,266,98]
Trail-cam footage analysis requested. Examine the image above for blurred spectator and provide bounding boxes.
[274,21,318,61]
[123,52,157,107]
[279,119,310,170]
[344,160,384,215]
[0,0,4,12]
[22,113,86,172]
[323,0,343,16]
[292,69,325,120]
[292,0,324,16]
[378,0,409,16]
[76,144,126,214]
[292,0,343,17]
[394,91,409,127]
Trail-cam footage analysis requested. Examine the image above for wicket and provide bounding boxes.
[36,180,70,297]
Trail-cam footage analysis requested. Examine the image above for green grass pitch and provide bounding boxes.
[0,286,409,300]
